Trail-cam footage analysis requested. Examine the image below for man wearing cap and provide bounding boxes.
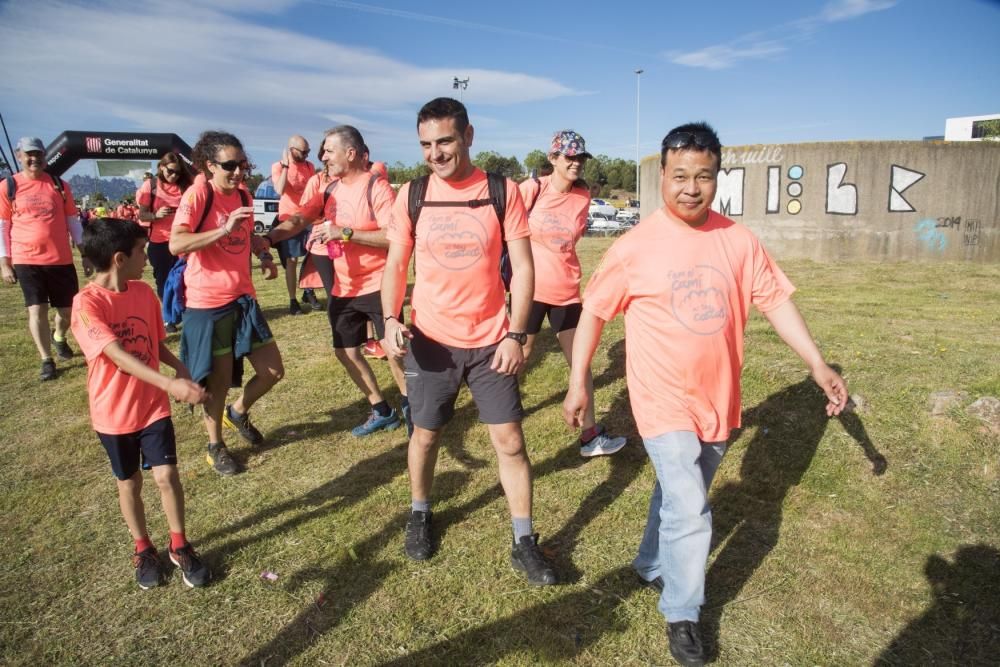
[563,122,848,665]
[518,130,627,458]
[381,97,557,586]
[0,137,88,381]
[271,134,321,315]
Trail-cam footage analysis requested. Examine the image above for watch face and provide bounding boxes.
[342,227,353,239]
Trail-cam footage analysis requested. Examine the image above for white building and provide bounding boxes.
[944,114,1000,141]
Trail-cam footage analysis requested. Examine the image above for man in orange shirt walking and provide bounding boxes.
[381,98,557,586]
[563,122,848,666]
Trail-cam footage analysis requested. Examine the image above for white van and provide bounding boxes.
[253,179,280,233]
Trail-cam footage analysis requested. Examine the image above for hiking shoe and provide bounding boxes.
[351,408,400,437]
[668,621,706,667]
[511,534,557,586]
[132,546,163,590]
[206,442,239,476]
[165,322,179,334]
[402,402,413,439]
[580,425,627,458]
[639,574,665,594]
[404,510,433,560]
[52,335,74,360]
[169,543,211,588]
[223,404,264,446]
[39,359,57,381]
[303,289,322,311]
[363,339,387,359]
[289,298,303,316]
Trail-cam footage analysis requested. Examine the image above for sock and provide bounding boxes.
[53,331,66,343]
[170,532,187,551]
[135,535,154,553]
[411,499,431,513]
[372,400,391,417]
[580,425,602,443]
[512,517,533,542]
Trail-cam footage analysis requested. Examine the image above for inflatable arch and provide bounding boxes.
[43,131,193,177]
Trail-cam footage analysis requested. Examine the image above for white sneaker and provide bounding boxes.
[580,427,627,457]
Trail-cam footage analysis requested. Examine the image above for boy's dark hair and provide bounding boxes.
[417,97,469,134]
[191,130,245,177]
[660,121,722,169]
[80,218,148,271]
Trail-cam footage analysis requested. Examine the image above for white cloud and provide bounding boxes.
[822,0,897,22]
[670,42,787,71]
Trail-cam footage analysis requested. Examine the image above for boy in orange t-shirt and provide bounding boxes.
[71,218,211,590]
[563,122,848,666]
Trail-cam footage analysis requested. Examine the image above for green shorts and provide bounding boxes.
[211,309,274,357]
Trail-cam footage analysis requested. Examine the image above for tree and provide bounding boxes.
[472,151,523,179]
[522,150,550,177]
[387,161,429,185]
[244,172,265,195]
[978,118,1000,140]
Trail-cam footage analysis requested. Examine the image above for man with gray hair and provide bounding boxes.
[0,137,88,381]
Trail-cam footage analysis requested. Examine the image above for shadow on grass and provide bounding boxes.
[873,544,1000,666]
[702,365,886,659]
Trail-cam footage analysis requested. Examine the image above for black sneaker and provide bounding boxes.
[510,534,557,586]
[303,289,322,311]
[668,621,706,667]
[289,298,304,316]
[206,442,239,476]
[40,358,57,381]
[132,546,163,590]
[404,510,433,560]
[52,335,74,360]
[165,322,179,334]
[169,542,211,588]
[223,404,264,446]
[639,574,665,594]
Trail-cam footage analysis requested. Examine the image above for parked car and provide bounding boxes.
[587,215,625,233]
[589,198,617,220]
[254,179,280,233]
[616,208,638,223]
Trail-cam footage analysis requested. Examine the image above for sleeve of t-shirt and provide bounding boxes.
[386,183,415,248]
[0,186,11,220]
[297,175,323,221]
[136,180,152,208]
[173,183,208,232]
[582,246,629,322]
[71,293,118,362]
[371,178,396,230]
[62,182,78,217]
[270,162,283,185]
[502,178,530,242]
[749,237,795,312]
[517,178,541,214]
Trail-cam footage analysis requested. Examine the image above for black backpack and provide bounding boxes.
[406,172,511,290]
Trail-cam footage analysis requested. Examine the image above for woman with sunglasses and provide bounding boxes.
[518,130,627,458]
[169,131,282,476]
[137,153,194,330]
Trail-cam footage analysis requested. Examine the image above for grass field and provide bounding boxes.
[1,238,998,666]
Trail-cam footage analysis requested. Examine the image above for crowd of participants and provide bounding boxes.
[0,98,850,666]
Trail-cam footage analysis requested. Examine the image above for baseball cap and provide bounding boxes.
[549,130,592,159]
[17,137,45,153]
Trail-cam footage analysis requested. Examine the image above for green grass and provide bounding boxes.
[1,239,998,665]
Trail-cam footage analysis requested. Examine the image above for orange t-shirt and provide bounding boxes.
[387,169,530,348]
[583,209,795,441]
[71,280,172,435]
[297,173,394,298]
[136,179,184,243]
[172,182,256,309]
[519,176,589,305]
[297,172,338,258]
[270,160,314,221]
[0,173,78,265]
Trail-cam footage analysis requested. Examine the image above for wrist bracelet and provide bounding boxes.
[280,163,289,169]
[384,315,398,323]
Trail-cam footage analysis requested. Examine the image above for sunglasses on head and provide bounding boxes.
[662,130,720,151]
[212,159,251,172]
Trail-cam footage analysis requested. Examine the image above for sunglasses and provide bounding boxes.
[212,159,251,172]
[662,130,720,151]
[163,167,181,175]
[292,147,310,157]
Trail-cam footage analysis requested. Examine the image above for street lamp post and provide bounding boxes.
[635,69,643,210]
[453,76,469,102]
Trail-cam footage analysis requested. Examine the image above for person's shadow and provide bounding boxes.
[701,365,886,658]
[873,544,1000,666]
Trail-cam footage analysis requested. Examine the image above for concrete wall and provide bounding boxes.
[639,141,1000,262]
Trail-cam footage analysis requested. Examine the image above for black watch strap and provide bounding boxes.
[505,331,527,345]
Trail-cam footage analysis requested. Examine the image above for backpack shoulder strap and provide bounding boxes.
[523,175,542,215]
[321,179,339,211]
[486,172,507,240]
[149,178,156,208]
[5,175,15,202]
[194,182,215,233]
[238,188,249,207]
[407,175,430,236]
[49,174,66,202]
[365,173,379,221]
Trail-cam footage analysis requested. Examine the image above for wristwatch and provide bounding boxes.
[504,331,527,345]
[280,163,289,169]
[341,227,354,242]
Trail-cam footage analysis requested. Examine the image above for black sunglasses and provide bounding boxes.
[212,159,251,172]
[292,147,310,157]
[662,130,720,151]
[163,167,181,175]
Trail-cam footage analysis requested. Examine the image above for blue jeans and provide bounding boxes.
[633,431,727,622]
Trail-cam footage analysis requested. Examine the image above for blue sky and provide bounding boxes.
[1,0,998,176]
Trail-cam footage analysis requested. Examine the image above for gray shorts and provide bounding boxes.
[404,327,524,430]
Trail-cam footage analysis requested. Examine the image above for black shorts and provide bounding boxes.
[404,327,523,430]
[525,301,582,335]
[97,417,177,480]
[14,264,79,308]
[328,290,398,348]
[275,228,309,265]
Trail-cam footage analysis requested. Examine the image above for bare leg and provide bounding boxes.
[116,471,149,541]
[334,346,384,405]
[152,465,185,535]
[408,426,441,501]
[232,342,284,414]
[26,304,52,360]
[53,306,72,340]
[487,421,533,518]
[203,352,233,443]
[284,257,299,300]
